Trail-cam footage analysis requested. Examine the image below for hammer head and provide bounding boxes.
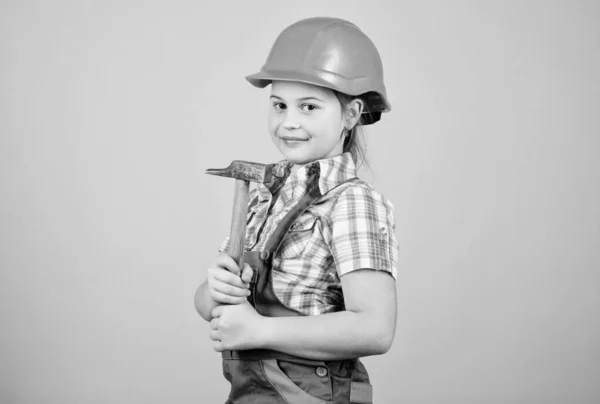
[206,160,274,184]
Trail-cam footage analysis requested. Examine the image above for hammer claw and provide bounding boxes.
[206,160,274,184]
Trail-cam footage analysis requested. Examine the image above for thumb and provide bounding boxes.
[241,263,254,284]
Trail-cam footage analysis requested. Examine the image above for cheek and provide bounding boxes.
[320,111,344,142]
[268,111,280,137]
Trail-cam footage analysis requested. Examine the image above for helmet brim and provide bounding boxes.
[246,69,347,93]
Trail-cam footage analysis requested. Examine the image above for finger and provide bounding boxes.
[210,290,249,305]
[213,340,224,352]
[241,264,254,284]
[211,268,249,289]
[215,252,241,275]
[212,280,251,297]
[209,329,219,341]
[210,318,219,330]
[211,305,224,318]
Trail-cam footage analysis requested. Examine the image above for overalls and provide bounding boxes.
[221,179,373,404]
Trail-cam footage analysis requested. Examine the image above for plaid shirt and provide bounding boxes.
[219,152,398,315]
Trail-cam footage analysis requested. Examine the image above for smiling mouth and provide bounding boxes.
[279,136,309,142]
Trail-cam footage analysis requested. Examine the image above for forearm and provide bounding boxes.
[194,281,218,322]
[257,310,393,361]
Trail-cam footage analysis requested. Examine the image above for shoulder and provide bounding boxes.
[324,179,396,225]
[330,179,395,211]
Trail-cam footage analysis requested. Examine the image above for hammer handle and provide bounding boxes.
[228,179,250,270]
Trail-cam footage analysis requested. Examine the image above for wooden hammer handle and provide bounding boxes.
[227,179,250,270]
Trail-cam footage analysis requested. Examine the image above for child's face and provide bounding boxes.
[268,81,346,167]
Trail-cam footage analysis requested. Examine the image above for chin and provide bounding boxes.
[277,148,312,165]
[282,152,316,166]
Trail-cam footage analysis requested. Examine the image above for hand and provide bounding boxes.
[209,302,265,351]
[206,253,254,305]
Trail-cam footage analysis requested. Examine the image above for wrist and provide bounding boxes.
[253,315,275,350]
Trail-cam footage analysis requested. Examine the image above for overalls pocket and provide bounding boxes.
[278,358,333,401]
[259,359,333,404]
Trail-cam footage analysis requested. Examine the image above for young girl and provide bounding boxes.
[195,17,398,404]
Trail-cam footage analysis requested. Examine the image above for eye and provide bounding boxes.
[272,102,286,111]
[301,103,318,112]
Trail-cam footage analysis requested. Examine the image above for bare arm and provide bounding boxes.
[211,269,397,360]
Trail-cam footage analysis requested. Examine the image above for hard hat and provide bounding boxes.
[246,17,391,125]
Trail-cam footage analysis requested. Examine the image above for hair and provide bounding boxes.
[333,91,373,170]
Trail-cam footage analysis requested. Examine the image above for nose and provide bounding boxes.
[281,108,301,130]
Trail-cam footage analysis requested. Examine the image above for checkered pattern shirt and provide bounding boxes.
[219,152,398,316]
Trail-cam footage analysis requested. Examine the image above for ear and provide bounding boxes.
[344,98,364,129]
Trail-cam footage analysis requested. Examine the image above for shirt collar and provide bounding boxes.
[269,152,357,195]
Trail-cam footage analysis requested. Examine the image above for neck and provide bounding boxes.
[290,164,304,174]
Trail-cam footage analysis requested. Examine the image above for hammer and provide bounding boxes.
[206,160,274,270]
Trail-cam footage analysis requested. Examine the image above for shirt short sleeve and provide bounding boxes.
[328,185,398,278]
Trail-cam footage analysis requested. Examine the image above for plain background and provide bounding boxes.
[1,1,599,403]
